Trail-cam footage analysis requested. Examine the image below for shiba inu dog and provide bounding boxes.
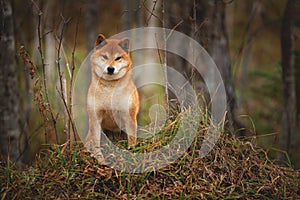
[85,34,139,157]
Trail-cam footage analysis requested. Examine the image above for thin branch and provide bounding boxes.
[69,10,81,143]
[56,15,70,139]
[162,0,169,114]
[56,15,68,97]
[62,78,69,141]
[155,35,163,65]
[37,9,58,144]
[144,0,163,25]
[166,20,183,41]
[55,85,77,142]
[59,43,72,78]
[193,0,197,36]
[55,14,78,146]
[30,0,42,15]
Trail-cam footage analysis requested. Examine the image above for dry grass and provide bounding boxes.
[1,131,299,199]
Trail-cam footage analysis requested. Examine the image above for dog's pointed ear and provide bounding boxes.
[94,34,107,49]
[119,38,130,53]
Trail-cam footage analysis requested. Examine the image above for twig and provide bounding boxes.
[55,14,78,146]
[37,8,58,144]
[155,35,163,66]
[166,20,183,41]
[62,78,69,142]
[58,39,71,78]
[56,15,71,139]
[144,0,163,25]
[55,85,77,143]
[162,0,169,114]
[69,10,81,143]
[30,0,42,15]
[193,0,197,36]
[56,15,69,106]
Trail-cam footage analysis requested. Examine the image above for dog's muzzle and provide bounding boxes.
[107,66,115,75]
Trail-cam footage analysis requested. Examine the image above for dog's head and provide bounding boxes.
[90,34,132,81]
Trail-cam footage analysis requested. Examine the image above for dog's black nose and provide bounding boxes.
[107,66,115,75]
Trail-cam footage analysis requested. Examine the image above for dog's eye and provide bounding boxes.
[102,55,108,60]
[115,56,122,61]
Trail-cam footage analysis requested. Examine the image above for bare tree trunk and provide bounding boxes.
[85,0,97,53]
[295,52,300,168]
[44,0,56,94]
[165,0,206,111]
[165,0,243,133]
[237,1,262,108]
[278,0,297,163]
[0,0,21,162]
[122,0,145,30]
[135,0,144,66]
[122,0,135,31]
[205,0,242,133]
[143,0,162,92]
[296,51,300,131]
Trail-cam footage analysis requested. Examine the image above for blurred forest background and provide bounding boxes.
[0,0,300,169]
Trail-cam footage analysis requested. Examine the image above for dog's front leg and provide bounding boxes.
[125,114,137,149]
[85,111,103,160]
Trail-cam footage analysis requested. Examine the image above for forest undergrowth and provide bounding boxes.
[1,123,299,199]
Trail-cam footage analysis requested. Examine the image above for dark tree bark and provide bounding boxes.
[295,51,300,168]
[165,0,207,112]
[296,51,300,131]
[204,0,241,133]
[0,0,21,162]
[44,0,56,89]
[122,0,134,31]
[121,0,142,31]
[166,0,243,133]
[278,0,298,163]
[85,0,98,53]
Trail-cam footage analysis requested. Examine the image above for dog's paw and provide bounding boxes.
[127,143,137,150]
[94,151,106,164]
[89,147,106,164]
[127,136,137,149]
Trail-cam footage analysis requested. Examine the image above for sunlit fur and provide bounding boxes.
[85,34,140,159]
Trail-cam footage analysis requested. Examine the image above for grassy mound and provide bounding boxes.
[0,133,299,199]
